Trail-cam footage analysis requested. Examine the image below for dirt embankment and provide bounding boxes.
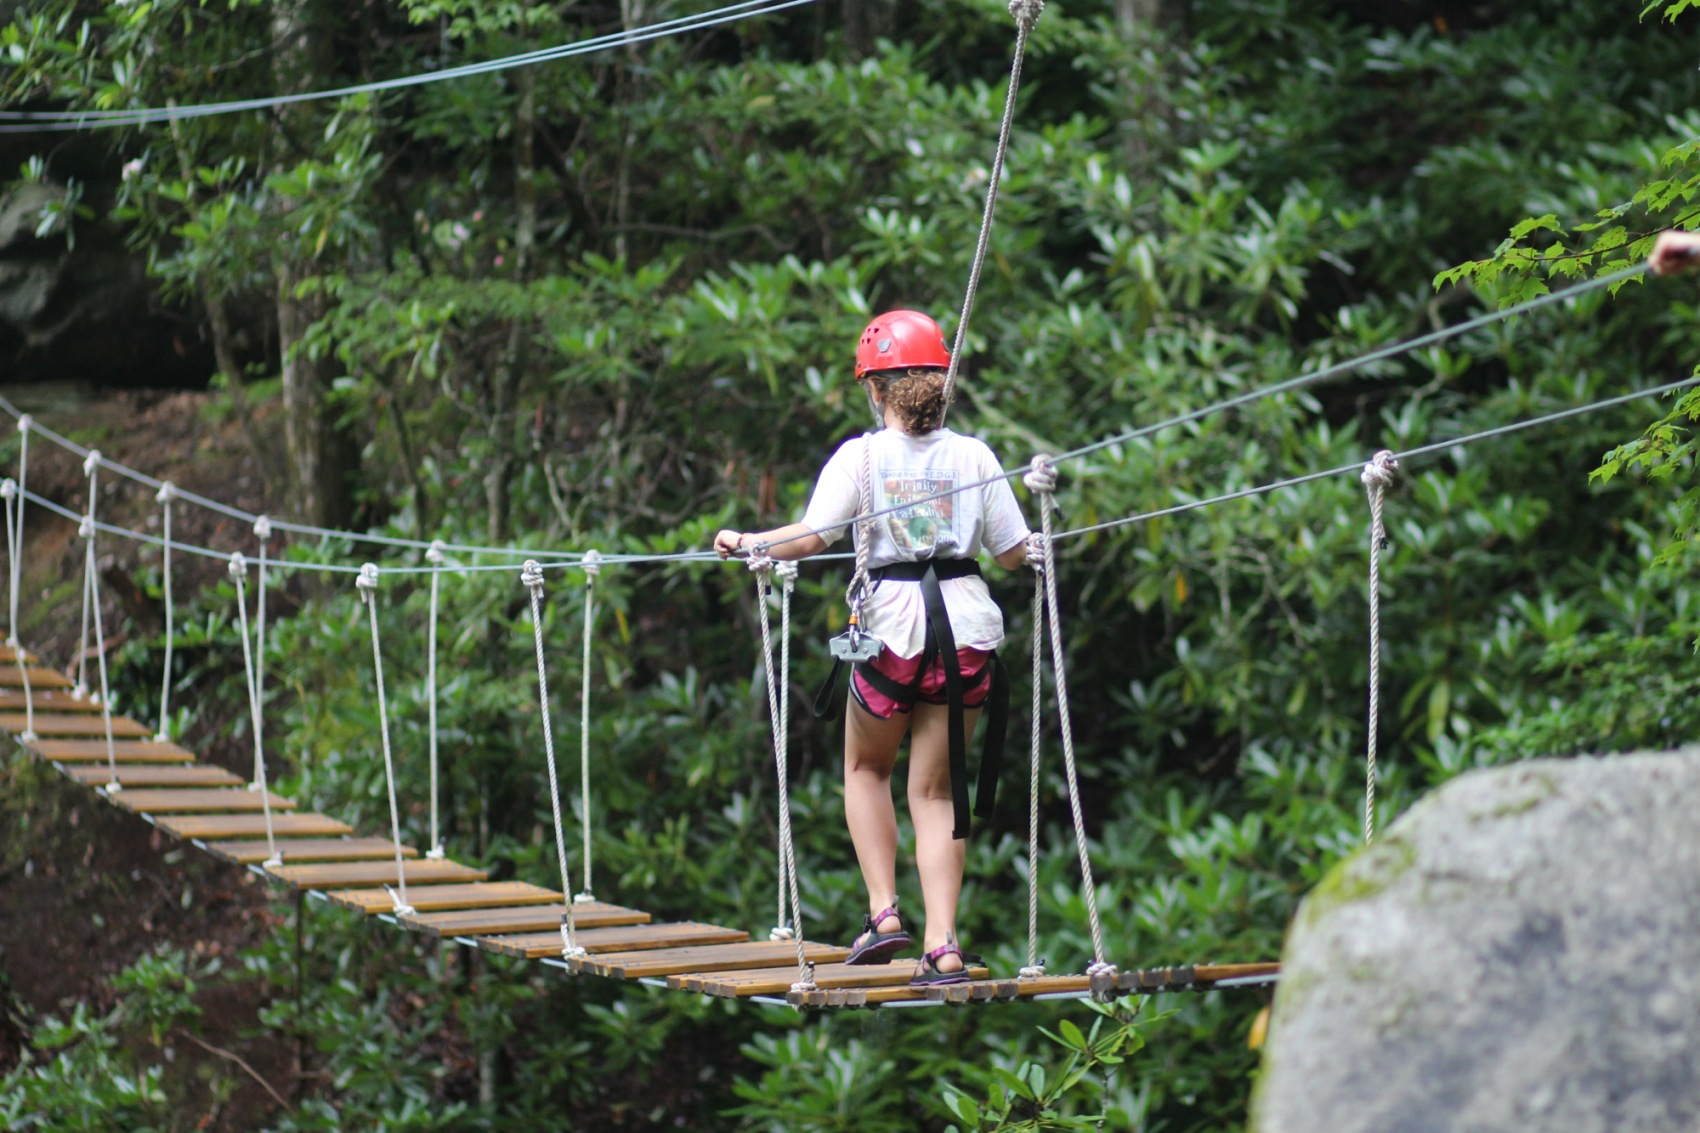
[2,386,298,1128]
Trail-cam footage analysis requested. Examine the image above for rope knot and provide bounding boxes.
[1023,453,1058,497]
[253,515,272,540]
[1018,963,1048,979]
[580,549,603,579]
[228,552,247,579]
[155,481,176,504]
[520,559,545,592]
[0,478,14,500]
[1086,959,1120,1003]
[774,559,799,588]
[1360,450,1398,493]
[77,515,94,540]
[357,562,379,602]
[426,539,446,566]
[745,550,774,575]
[16,414,31,435]
[82,450,102,479]
[1008,0,1044,31]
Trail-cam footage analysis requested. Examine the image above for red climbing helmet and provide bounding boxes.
[855,310,950,379]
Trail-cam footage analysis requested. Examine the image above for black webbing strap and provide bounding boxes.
[811,558,1007,838]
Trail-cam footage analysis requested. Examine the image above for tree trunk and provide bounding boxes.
[273,0,357,531]
[480,67,539,545]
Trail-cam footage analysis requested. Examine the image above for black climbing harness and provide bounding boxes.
[813,557,1008,839]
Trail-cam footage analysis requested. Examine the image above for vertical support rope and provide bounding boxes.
[1031,455,1116,996]
[1360,451,1398,844]
[230,554,281,867]
[938,0,1046,424]
[575,550,602,902]
[520,561,583,958]
[7,419,34,741]
[6,417,25,648]
[357,564,412,915]
[251,517,271,790]
[155,484,177,742]
[1019,580,1046,979]
[75,452,123,795]
[74,451,100,700]
[750,555,813,989]
[425,540,446,859]
[2,479,35,742]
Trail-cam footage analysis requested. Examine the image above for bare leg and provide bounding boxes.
[844,698,910,936]
[907,701,982,972]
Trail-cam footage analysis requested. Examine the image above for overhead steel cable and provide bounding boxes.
[0,0,817,133]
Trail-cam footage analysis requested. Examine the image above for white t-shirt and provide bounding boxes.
[801,427,1030,659]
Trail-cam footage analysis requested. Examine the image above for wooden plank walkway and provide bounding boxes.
[401,901,652,938]
[28,739,194,763]
[0,635,1279,1012]
[267,859,487,890]
[0,688,102,712]
[482,922,748,959]
[0,665,72,689]
[0,712,152,737]
[67,764,245,788]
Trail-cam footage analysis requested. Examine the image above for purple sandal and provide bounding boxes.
[845,903,911,965]
[910,939,976,987]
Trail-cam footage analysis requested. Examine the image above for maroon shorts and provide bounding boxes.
[851,646,994,719]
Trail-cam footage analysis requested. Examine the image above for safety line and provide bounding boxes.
[0,0,818,132]
[1050,375,1700,542]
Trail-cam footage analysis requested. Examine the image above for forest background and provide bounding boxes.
[2,0,1700,1129]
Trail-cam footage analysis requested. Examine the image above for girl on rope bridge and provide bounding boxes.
[713,310,1051,986]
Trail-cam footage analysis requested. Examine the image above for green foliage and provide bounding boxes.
[7,0,1700,1130]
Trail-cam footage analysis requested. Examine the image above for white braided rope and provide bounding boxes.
[424,540,447,859]
[1019,579,1046,979]
[154,484,177,742]
[2,479,33,741]
[939,0,1045,424]
[230,554,281,867]
[575,550,603,902]
[250,517,271,791]
[357,563,412,915]
[752,557,807,960]
[521,560,584,958]
[1360,450,1397,844]
[844,433,878,613]
[6,418,25,648]
[74,451,100,700]
[1031,456,1115,994]
[7,418,32,738]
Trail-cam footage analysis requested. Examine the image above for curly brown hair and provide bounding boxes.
[862,367,951,434]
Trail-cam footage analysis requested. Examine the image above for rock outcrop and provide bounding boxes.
[1252,748,1700,1133]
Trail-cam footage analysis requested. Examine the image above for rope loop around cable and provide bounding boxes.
[580,548,603,579]
[81,449,101,479]
[254,514,273,540]
[228,551,246,578]
[426,539,446,566]
[357,561,380,602]
[0,479,14,501]
[1008,0,1044,30]
[155,480,176,504]
[15,414,29,435]
[77,515,95,541]
[520,558,545,592]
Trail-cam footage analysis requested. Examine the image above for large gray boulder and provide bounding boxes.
[1251,748,1700,1133]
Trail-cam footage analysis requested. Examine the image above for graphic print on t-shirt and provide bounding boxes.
[877,467,960,556]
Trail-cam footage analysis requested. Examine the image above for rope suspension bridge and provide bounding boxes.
[1,0,1692,1017]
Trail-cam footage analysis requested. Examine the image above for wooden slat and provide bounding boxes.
[203,837,419,866]
[65,764,244,788]
[572,940,850,980]
[1194,962,1281,984]
[927,974,1091,1005]
[0,688,102,712]
[26,739,194,763]
[402,902,652,938]
[0,666,72,689]
[481,922,748,959]
[324,881,561,916]
[155,813,353,840]
[109,788,297,814]
[683,959,990,999]
[0,645,39,664]
[794,984,940,1009]
[266,859,487,890]
[0,712,151,737]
